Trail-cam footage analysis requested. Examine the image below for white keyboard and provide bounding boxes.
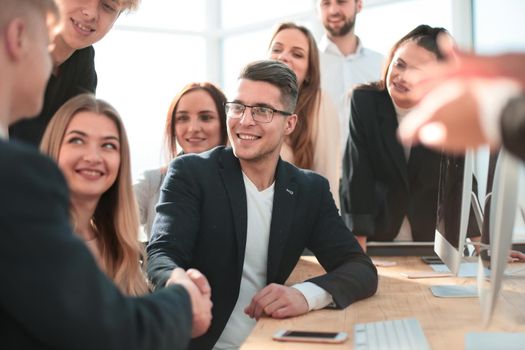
[354,318,430,350]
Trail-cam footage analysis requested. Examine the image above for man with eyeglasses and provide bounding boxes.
[147,60,378,350]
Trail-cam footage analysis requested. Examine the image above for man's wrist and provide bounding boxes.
[473,78,522,145]
[292,282,334,311]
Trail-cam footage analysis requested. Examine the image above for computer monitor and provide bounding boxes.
[434,150,475,275]
[477,149,520,326]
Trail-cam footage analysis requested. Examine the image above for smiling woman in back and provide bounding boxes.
[134,82,227,240]
[267,22,341,207]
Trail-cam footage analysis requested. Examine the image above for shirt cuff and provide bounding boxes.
[292,282,334,311]
[474,78,522,145]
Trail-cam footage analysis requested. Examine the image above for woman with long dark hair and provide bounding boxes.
[341,25,449,251]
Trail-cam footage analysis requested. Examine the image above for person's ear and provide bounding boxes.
[4,18,28,61]
[284,114,298,136]
[356,0,363,14]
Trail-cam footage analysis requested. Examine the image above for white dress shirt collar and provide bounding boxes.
[319,34,364,59]
[0,123,8,140]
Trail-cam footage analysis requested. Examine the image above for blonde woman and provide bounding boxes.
[41,93,148,296]
[268,22,341,207]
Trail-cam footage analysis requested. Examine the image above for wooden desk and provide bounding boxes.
[241,256,525,349]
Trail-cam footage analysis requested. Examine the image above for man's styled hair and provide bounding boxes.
[0,0,59,28]
[238,60,299,113]
[118,0,141,12]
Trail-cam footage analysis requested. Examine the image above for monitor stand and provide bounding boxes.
[430,257,481,298]
[430,285,477,298]
[465,332,525,350]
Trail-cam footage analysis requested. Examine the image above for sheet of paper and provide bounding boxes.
[431,263,481,277]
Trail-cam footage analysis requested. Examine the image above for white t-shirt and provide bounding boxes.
[214,173,334,349]
[214,173,274,350]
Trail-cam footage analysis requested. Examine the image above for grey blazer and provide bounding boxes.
[134,167,165,240]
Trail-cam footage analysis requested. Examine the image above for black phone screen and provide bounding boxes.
[421,256,443,264]
[283,331,339,338]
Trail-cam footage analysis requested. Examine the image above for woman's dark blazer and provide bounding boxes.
[340,88,442,241]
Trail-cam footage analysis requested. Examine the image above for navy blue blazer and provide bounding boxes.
[501,94,525,162]
[0,139,192,350]
[9,46,97,146]
[147,146,377,350]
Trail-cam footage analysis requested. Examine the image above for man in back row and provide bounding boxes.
[147,60,378,350]
[0,1,211,348]
[317,0,383,154]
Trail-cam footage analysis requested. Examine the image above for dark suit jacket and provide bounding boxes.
[501,93,525,162]
[9,46,97,147]
[340,88,442,241]
[147,146,377,350]
[0,139,192,350]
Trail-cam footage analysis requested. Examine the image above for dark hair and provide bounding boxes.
[239,60,299,112]
[269,22,320,169]
[164,82,227,161]
[365,24,449,91]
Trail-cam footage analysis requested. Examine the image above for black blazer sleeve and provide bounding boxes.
[0,141,192,350]
[305,174,378,308]
[147,155,200,288]
[8,46,97,146]
[500,94,525,162]
[345,90,378,237]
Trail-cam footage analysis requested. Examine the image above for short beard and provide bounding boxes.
[326,16,356,37]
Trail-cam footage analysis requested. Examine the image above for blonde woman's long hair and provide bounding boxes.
[40,93,148,296]
[269,22,321,170]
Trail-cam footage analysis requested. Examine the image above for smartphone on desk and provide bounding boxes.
[421,256,443,264]
[273,330,348,344]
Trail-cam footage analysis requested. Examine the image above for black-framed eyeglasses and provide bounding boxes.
[224,102,292,124]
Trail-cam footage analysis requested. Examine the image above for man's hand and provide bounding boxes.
[355,235,367,253]
[405,35,525,103]
[166,268,213,338]
[244,284,309,320]
[509,250,525,263]
[398,77,521,153]
[398,78,484,153]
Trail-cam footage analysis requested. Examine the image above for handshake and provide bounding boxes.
[167,268,213,338]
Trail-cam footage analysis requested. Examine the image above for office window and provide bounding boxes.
[95,30,206,178]
[95,2,208,179]
[221,0,313,29]
[473,0,525,53]
[473,0,525,240]
[117,0,206,32]
[357,0,453,55]
[221,1,316,96]
[222,29,274,97]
